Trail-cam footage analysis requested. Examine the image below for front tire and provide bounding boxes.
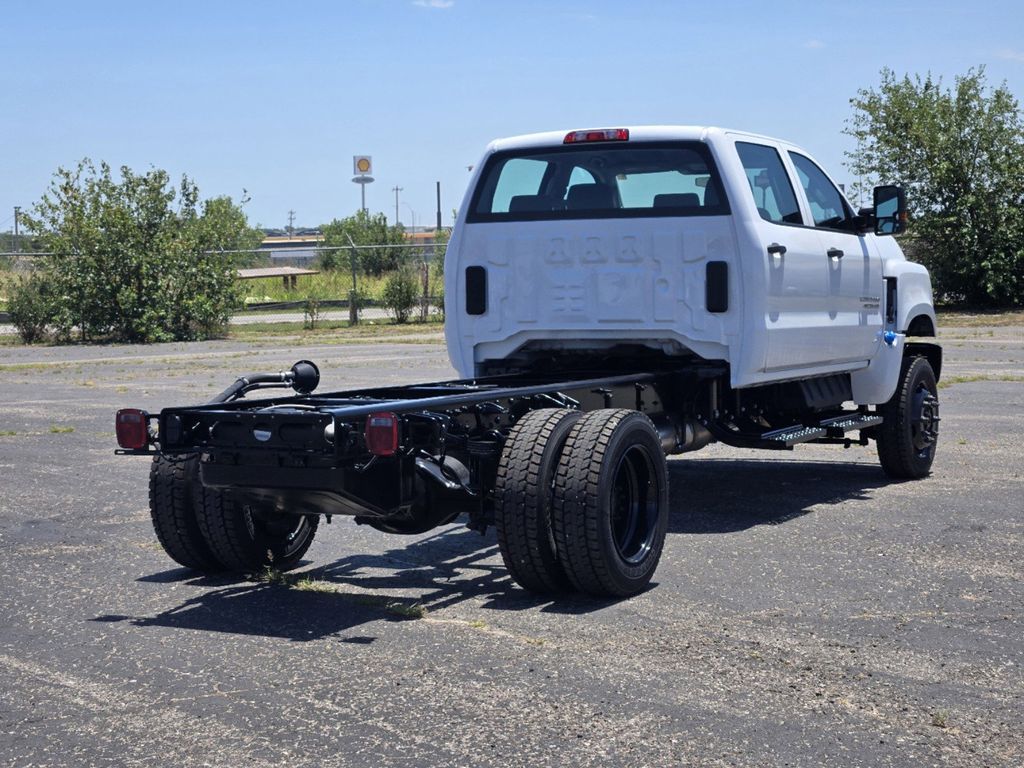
[194,487,318,573]
[876,356,940,479]
[553,410,668,597]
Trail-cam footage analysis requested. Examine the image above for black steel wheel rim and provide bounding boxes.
[910,383,940,457]
[609,445,659,564]
[246,505,309,546]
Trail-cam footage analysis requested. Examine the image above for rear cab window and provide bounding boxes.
[735,142,803,225]
[467,142,730,222]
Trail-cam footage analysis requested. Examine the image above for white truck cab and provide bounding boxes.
[446,126,938,406]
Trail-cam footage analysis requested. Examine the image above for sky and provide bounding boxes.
[2,0,1023,235]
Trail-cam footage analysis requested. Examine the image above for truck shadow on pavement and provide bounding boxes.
[110,457,893,640]
[667,457,891,534]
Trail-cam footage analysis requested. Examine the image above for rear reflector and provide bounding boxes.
[365,412,400,456]
[116,408,149,449]
[563,128,629,144]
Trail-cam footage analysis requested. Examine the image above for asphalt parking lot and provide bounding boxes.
[0,321,1021,768]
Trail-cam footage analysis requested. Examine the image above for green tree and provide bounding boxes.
[22,160,258,342]
[845,67,1024,306]
[318,209,406,276]
[431,225,450,274]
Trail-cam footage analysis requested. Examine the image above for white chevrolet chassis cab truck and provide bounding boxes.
[118,126,941,599]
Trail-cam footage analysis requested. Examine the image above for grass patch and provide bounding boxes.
[293,576,338,594]
[930,710,950,728]
[228,317,444,342]
[383,601,427,619]
[937,373,1024,389]
[250,569,426,618]
[0,429,16,436]
[239,270,443,306]
[937,309,1024,327]
[352,594,428,619]
[49,424,74,434]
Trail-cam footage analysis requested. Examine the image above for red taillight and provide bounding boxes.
[116,408,149,449]
[563,128,629,144]
[365,412,400,457]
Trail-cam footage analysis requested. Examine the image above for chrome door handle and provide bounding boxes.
[767,243,787,256]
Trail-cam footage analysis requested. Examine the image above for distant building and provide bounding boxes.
[259,233,322,266]
[258,227,448,266]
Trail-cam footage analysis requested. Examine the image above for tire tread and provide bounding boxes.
[495,409,578,593]
[148,456,222,571]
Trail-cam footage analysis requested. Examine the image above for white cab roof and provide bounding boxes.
[486,125,787,153]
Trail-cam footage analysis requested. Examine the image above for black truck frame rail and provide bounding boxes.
[116,359,887,536]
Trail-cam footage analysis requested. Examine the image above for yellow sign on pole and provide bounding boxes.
[353,156,372,175]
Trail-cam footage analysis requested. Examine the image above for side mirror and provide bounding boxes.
[873,185,907,236]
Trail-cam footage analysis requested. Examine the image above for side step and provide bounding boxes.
[819,413,883,437]
[762,412,884,447]
[762,424,827,447]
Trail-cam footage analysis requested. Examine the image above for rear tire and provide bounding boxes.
[495,409,581,593]
[148,456,222,572]
[876,356,940,479]
[194,487,318,573]
[553,410,668,597]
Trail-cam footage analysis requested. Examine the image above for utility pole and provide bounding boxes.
[287,210,295,237]
[436,182,442,229]
[392,186,403,227]
[12,207,20,252]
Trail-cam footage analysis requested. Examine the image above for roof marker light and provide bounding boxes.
[563,128,630,144]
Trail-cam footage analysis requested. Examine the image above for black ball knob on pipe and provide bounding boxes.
[289,360,320,394]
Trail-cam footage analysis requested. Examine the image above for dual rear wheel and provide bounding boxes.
[148,455,317,574]
[495,408,668,598]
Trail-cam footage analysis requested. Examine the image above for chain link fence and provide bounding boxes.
[1,240,449,327]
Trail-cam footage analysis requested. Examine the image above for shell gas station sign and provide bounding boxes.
[353,156,372,176]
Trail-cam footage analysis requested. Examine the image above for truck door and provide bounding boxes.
[786,151,883,362]
[734,141,838,371]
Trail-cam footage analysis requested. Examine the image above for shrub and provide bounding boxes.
[8,274,55,344]
[382,268,419,324]
[22,160,258,343]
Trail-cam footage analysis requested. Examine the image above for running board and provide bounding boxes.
[819,413,883,437]
[761,424,827,447]
[705,411,885,451]
[762,413,884,447]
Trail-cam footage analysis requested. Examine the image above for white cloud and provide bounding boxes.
[995,48,1024,62]
[803,39,826,50]
[413,0,455,8]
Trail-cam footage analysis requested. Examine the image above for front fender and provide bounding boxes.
[884,258,937,335]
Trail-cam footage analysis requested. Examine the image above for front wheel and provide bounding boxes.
[876,356,940,479]
[552,410,668,597]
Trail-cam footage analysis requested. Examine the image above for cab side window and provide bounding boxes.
[736,142,803,225]
[788,152,852,229]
